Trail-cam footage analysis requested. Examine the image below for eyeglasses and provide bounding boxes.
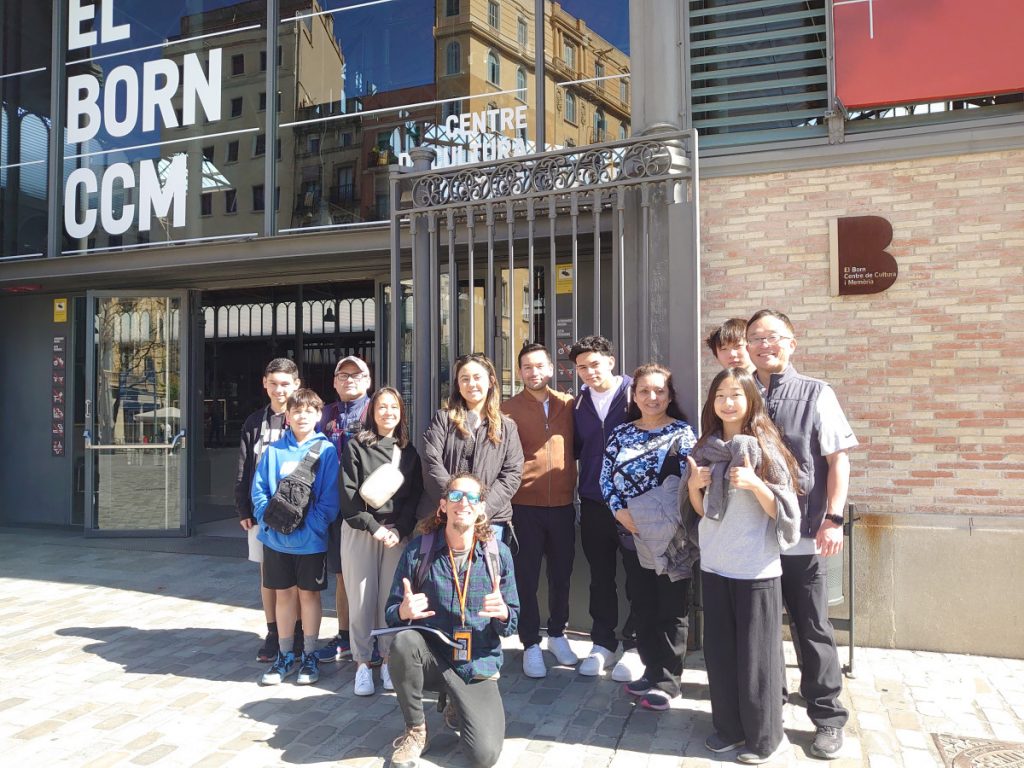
[335,372,366,381]
[446,489,481,504]
[746,334,791,347]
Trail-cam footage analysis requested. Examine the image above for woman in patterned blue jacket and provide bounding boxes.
[600,363,696,711]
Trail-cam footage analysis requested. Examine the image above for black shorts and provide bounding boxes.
[325,517,342,574]
[262,547,329,591]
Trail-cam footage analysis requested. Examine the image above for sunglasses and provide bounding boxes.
[446,489,481,504]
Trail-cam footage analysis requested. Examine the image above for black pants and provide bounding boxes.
[630,562,690,697]
[511,503,575,648]
[579,498,638,653]
[780,554,848,727]
[389,629,504,768]
[703,571,784,756]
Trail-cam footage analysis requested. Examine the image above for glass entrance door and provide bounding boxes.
[84,292,188,535]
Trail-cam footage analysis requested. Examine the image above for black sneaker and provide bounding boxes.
[256,632,279,663]
[704,732,745,753]
[624,678,652,697]
[292,623,304,657]
[810,726,843,759]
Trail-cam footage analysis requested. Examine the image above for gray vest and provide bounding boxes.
[757,365,829,539]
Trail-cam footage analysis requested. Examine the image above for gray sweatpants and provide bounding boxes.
[340,523,404,663]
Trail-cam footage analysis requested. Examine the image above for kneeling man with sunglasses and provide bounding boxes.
[384,472,520,768]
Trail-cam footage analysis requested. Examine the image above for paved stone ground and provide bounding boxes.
[1,529,1023,767]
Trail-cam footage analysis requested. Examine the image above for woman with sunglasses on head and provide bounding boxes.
[417,354,524,543]
[686,367,801,764]
[340,387,424,697]
[599,363,697,712]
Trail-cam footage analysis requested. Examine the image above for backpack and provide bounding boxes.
[263,441,324,534]
[414,531,502,593]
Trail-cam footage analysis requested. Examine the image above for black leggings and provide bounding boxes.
[389,629,505,768]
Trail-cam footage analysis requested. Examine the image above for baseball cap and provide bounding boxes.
[335,356,370,378]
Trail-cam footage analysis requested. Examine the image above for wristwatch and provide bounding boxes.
[824,513,844,526]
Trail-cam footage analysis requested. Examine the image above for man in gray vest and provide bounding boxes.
[746,309,857,760]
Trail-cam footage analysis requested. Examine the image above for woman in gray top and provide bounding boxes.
[685,368,801,765]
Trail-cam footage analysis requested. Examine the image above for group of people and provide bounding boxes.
[233,308,857,768]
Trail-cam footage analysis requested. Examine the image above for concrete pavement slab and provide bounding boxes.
[1,528,1023,767]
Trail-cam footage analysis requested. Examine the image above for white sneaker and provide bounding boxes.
[522,644,547,678]
[611,648,644,682]
[381,662,394,691]
[578,645,615,677]
[354,663,375,696]
[546,635,579,667]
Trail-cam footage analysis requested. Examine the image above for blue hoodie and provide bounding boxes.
[573,374,633,503]
[252,431,339,555]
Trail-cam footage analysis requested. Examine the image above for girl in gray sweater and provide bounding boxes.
[684,368,801,765]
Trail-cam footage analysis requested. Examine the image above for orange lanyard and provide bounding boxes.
[448,544,474,625]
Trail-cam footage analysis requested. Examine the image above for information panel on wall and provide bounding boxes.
[833,0,1024,109]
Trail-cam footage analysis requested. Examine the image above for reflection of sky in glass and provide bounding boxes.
[329,1,435,96]
[559,0,629,55]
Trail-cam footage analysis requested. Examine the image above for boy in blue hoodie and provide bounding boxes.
[253,389,340,686]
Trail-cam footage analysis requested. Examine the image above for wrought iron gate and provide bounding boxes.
[388,127,699,440]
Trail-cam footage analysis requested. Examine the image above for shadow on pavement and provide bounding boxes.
[237,688,482,766]
[54,625,347,685]
[0,530,285,613]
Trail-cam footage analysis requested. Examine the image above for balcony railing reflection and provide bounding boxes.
[329,186,356,206]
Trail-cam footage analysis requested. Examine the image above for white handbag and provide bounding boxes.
[358,445,404,509]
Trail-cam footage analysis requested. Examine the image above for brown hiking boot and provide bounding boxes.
[391,723,427,767]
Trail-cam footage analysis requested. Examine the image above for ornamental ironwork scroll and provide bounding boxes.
[405,133,690,212]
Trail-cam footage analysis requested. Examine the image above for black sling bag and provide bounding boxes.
[262,441,324,534]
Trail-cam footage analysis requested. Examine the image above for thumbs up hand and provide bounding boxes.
[729,454,761,491]
[478,570,509,622]
[399,576,435,621]
[686,455,712,492]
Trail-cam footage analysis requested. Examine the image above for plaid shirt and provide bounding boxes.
[385,533,519,683]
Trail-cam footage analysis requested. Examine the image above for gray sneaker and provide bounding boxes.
[810,726,843,759]
[705,733,744,753]
[737,735,790,764]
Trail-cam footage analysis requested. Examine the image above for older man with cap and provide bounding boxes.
[314,355,372,664]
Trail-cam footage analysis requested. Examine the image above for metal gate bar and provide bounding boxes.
[390,131,696,440]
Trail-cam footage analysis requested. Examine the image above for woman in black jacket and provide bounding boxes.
[340,387,423,697]
[416,354,523,540]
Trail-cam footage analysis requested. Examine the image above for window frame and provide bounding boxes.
[486,50,500,86]
[445,41,461,76]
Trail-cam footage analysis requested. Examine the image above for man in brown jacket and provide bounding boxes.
[501,343,579,678]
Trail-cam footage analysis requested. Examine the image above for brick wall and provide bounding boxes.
[700,149,1024,518]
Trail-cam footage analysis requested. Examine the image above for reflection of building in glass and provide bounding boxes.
[95,297,180,446]
[291,83,438,227]
[160,0,346,239]
[1,0,54,257]
[435,0,631,152]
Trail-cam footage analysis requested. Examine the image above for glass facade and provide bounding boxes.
[4,1,1022,260]
[36,0,632,255]
[1,0,53,258]
[62,0,268,254]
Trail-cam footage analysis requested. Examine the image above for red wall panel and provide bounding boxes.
[833,0,1024,109]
